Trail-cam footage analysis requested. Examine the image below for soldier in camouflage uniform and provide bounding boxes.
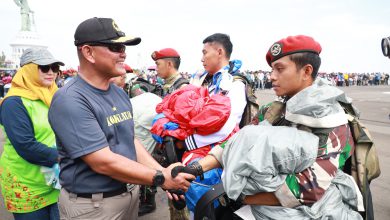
[249,100,355,206]
[110,50,190,219]
[152,48,189,97]
[243,35,355,207]
[183,35,361,218]
[137,48,190,219]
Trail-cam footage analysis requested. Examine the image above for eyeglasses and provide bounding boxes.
[39,64,60,73]
[88,43,126,53]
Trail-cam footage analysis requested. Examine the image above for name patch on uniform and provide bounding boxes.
[107,111,133,126]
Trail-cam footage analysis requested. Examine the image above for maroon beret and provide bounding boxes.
[266,35,322,66]
[151,48,180,61]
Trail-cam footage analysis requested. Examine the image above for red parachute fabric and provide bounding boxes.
[182,146,211,166]
[152,84,231,140]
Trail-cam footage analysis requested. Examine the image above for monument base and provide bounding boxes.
[9,31,47,68]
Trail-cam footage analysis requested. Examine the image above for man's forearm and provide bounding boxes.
[83,146,194,191]
[83,147,157,185]
[243,192,281,206]
[198,155,221,172]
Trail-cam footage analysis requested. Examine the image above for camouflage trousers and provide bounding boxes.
[168,199,189,220]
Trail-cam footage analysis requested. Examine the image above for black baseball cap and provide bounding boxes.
[74,17,141,46]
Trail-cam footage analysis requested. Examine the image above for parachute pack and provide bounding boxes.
[264,101,381,220]
[340,102,381,220]
[232,74,259,128]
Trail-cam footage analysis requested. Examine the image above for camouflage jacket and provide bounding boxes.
[162,73,188,97]
[254,101,355,205]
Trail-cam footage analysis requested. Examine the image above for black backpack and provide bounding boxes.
[232,74,260,128]
[224,61,259,128]
[128,77,189,98]
[128,78,164,98]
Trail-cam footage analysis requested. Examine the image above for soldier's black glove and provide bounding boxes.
[171,161,204,180]
[168,161,204,210]
[167,189,187,210]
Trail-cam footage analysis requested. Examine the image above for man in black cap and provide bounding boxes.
[49,17,194,220]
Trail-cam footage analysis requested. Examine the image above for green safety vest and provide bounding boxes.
[0,97,59,213]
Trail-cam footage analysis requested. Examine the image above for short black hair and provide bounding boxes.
[289,52,321,79]
[203,33,233,59]
[167,57,181,70]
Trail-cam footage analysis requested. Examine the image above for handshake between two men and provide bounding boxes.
[162,161,205,210]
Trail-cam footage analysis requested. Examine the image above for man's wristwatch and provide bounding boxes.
[152,170,165,187]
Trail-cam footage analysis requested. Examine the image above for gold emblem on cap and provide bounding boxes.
[151,52,157,59]
[270,43,282,56]
[112,20,121,32]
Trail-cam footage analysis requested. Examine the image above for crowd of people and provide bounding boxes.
[0,16,381,220]
[2,61,389,98]
[318,72,390,87]
[0,72,14,97]
[230,70,390,90]
[52,69,390,92]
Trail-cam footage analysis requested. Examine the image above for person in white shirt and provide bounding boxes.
[186,33,246,152]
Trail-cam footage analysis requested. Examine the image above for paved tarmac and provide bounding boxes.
[0,85,389,220]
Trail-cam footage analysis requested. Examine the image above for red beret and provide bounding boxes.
[124,64,133,73]
[266,35,322,66]
[63,68,76,75]
[151,48,180,61]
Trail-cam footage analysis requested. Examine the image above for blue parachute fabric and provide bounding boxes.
[152,113,166,126]
[152,134,164,144]
[164,122,179,130]
[185,159,223,212]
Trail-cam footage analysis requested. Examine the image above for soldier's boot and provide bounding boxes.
[138,185,157,216]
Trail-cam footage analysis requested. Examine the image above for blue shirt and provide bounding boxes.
[49,76,136,194]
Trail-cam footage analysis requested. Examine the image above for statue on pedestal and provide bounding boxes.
[14,0,34,31]
[0,51,6,67]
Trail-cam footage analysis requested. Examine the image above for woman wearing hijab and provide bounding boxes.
[0,48,63,220]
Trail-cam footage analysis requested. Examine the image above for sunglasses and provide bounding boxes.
[88,43,126,53]
[39,64,60,73]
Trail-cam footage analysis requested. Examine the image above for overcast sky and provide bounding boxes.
[1,0,390,73]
